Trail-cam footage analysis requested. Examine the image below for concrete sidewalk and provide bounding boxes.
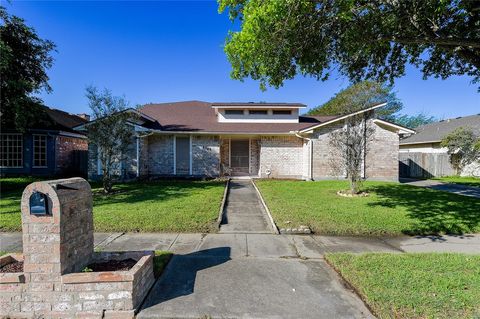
[219,180,274,233]
[2,232,480,255]
[400,178,480,198]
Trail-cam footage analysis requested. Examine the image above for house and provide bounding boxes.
[78,101,413,181]
[399,114,480,178]
[0,106,89,177]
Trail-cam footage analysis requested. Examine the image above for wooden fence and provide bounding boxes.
[399,152,455,178]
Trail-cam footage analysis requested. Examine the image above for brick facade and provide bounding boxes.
[365,123,399,180]
[192,135,220,177]
[55,136,88,176]
[147,135,174,175]
[86,120,399,181]
[259,136,304,179]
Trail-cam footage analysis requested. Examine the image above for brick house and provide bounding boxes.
[0,106,89,177]
[78,101,413,181]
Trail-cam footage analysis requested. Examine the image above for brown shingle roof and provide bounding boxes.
[139,101,336,134]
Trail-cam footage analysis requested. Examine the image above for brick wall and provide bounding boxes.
[220,138,230,175]
[259,136,304,179]
[192,135,220,177]
[311,123,345,179]
[250,139,260,176]
[366,123,399,180]
[55,136,88,176]
[147,135,174,175]
[311,120,399,181]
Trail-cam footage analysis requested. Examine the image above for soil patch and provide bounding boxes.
[0,260,24,273]
[86,258,137,272]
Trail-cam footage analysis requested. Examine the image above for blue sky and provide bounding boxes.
[6,1,479,119]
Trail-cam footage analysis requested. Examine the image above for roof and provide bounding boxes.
[42,107,88,132]
[400,114,480,145]
[139,101,337,134]
[2,105,88,134]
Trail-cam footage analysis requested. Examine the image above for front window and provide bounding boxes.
[249,110,268,115]
[0,134,23,167]
[273,110,292,115]
[33,135,47,167]
[225,110,244,115]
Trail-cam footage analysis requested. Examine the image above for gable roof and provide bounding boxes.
[139,101,337,134]
[42,107,88,132]
[400,114,480,145]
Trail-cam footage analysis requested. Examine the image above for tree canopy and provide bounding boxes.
[219,0,480,90]
[441,127,480,173]
[86,86,134,193]
[308,81,402,121]
[0,7,56,131]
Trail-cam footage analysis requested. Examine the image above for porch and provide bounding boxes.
[220,137,260,177]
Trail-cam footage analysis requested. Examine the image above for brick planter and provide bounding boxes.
[0,178,155,319]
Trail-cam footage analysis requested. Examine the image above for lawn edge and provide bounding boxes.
[216,179,230,229]
[323,253,379,319]
[252,179,280,234]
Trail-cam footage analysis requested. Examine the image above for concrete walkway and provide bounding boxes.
[2,232,479,318]
[219,180,274,234]
[3,232,480,256]
[400,178,480,198]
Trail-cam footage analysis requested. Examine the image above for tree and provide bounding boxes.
[218,0,480,90]
[0,6,56,131]
[329,113,374,194]
[308,81,401,121]
[394,112,437,129]
[440,127,480,174]
[86,86,134,194]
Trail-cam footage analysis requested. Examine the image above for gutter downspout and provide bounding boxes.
[293,131,313,181]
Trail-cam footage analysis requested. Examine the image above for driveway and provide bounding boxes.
[400,178,480,198]
[138,234,374,319]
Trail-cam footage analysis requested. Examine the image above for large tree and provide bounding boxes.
[308,81,402,121]
[0,7,56,131]
[86,86,134,194]
[394,112,437,129]
[441,127,480,174]
[218,0,480,90]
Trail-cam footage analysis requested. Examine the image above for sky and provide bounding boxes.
[5,1,480,119]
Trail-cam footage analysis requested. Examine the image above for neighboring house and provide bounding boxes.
[0,106,89,177]
[399,114,480,178]
[77,101,413,181]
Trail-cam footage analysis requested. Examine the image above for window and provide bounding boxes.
[0,134,23,167]
[225,110,244,115]
[33,135,47,167]
[248,110,268,115]
[273,110,292,115]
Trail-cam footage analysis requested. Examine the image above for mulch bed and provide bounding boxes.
[0,261,24,273]
[87,258,137,272]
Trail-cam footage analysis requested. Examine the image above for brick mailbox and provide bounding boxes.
[0,178,155,319]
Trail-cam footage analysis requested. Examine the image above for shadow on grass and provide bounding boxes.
[366,184,480,235]
[92,180,225,208]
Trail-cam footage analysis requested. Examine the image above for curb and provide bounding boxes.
[216,178,230,228]
[251,179,280,235]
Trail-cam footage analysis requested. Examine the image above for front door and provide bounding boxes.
[230,140,249,175]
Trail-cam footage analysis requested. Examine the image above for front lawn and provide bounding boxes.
[255,180,480,236]
[432,176,480,187]
[1,178,225,233]
[326,253,480,319]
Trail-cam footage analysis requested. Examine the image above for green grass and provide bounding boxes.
[153,250,173,278]
[255,180,480,236]
[325,253,480,319]
[432,176,480,187]
[1,178,226,232]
